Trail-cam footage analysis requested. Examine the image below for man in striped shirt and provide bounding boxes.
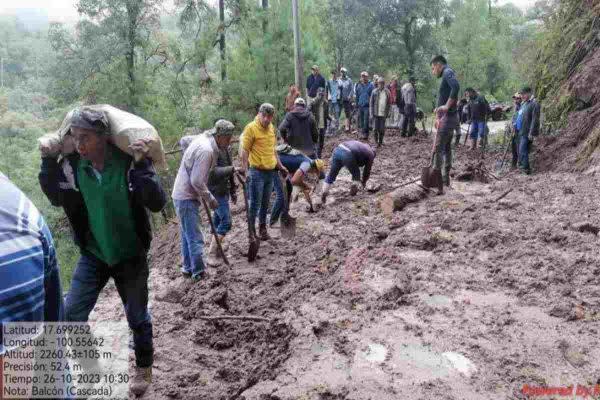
[0,172,65,353]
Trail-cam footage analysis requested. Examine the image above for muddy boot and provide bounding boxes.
[454,134,461,146]
[259,224,271,241]
[349,183,359,196]
[321,182,330,204]
[130,367,152,397]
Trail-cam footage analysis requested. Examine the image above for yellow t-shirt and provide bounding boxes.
[241,116,277,170]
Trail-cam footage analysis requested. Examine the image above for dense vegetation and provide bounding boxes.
[0,0,542,286]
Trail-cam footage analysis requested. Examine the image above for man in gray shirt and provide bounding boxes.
[172,119,235,281]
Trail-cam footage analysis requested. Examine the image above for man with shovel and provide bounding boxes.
[172,119,236,280]
[240,103,289,241]
[430,55,460,192]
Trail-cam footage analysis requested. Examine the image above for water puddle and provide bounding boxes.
[442,352,478,377]
[422,294,452,306]
[363,343,387,363]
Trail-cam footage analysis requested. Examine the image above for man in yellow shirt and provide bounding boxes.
[240,103,288,241]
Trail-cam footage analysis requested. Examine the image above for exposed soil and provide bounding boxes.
[90,127,600,399]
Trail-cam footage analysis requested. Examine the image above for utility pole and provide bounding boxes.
[1,57,4,88]
[219,0,226,81]
[292,0,304,95]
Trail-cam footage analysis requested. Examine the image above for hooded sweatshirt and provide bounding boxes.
[278,105,318,155]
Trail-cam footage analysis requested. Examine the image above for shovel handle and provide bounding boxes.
[200,198,230,266]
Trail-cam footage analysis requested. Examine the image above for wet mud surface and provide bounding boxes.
[91,128,600,399]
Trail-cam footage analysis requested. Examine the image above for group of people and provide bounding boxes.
[286,65,420,147]
[0,54,541,398]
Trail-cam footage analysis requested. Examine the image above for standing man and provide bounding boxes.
[370,77,392,147]
[510,92,523,168]
[240,103,289,241]
[338,67,354,133]
[38,108,168,396]
[205,121,237,267]
[279,97,318,157]
[172,120,235,277]
[321,140,376,203]
[516,87,540,175]
[309,87,330,158]
[327,69,341,122]
[387,77,400,129]
[465,88,492,151]
[400,77,417,137]
[431,55,460,192]
[355,71,374,140]
[306,65,326,108]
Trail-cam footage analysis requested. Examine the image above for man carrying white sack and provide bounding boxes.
[38,108,167,396]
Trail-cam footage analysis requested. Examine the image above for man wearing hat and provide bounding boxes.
[355,71,374,140]
[515,87,540,174]
[205,120,238,266]
[370,77,392,147]
[278,96,318,157]
[510,92,523,168]
[240,104,289,241]
[38,107,168,396]
[306,65,326,108]
[172,119,236,279]
[338,67,354,133]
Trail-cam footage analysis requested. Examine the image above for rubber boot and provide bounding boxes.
[321,182,331,204]
[130,367,152,396]
[259,224,271,241]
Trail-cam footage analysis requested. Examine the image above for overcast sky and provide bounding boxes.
[0,0,537,23]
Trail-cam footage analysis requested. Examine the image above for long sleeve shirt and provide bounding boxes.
[340,140,376,184]
[172,135,219,203]
[401,83,416,105]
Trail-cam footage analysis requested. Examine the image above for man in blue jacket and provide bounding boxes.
[515,87,540,174]
[38,108,167,396]
[355,71,374,140]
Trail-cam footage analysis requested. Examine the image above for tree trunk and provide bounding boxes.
[219,0,226,81]
[403,18,416,77]
[292,0,304,95]
[262,0,269,91]
[380,183,428,216]
[125,1,140,110]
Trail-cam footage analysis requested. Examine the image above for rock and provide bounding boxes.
[573,222,599,235]
[549,303,572,319]
[374,229,389,240]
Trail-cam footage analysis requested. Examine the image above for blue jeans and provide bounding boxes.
[65,252,153,368]
[325,147,360,185]
[212,194,232,236]
[174,199,205,277]
[270,175,292,225]
[469,120,487,139]
[329,101,341,120]
[248,168,276,231]
[518,134,531,171]
[359,106,370,137]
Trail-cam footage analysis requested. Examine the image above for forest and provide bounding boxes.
[0,0,543,286]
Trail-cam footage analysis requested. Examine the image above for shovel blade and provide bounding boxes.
[280,215,297,239]
[421,166,432,187]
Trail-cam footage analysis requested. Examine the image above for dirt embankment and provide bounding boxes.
[90,128,600,400]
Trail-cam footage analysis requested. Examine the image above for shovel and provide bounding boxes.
[235,172,260,262]
[200,197,230,266]
[279,173,297,239]
[421,152,443,193]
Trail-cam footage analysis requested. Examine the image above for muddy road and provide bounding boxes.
[90,127,600,399]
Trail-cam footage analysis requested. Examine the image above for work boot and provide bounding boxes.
[259,224,271,241]
[130,367,152,397]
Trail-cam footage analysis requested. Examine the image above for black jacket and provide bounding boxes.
[521,99,541,138]
[306,74,326,98]
[279,106,318,155]
[39,149,167,252]
[309,98,330,130]
[468,94,492,121]
[207,147,235,197]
